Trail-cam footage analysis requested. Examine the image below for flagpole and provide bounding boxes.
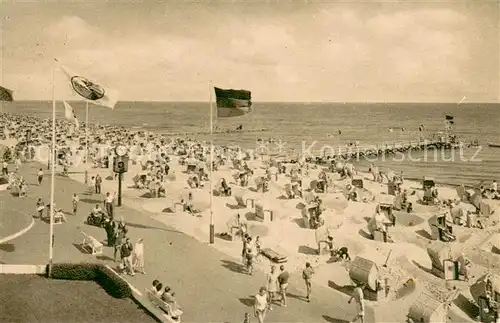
[209,82,215,244]
[48,59,57,278]
[85,101,89,183]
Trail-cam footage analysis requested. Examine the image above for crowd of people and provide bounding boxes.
[1,111,498,323]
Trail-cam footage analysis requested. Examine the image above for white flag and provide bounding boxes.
[56,59,118,109]
[63,101,80,129]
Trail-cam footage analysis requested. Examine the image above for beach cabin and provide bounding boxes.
[423,177,435,190]
[407,292,448,323]
[254,203,273,222]
[427,243,460,280]
[352,175,364,189]
[379,203,395,225]
[428,214,455,242]
[470,274,500,323]
[348,257,384,301]
[388,180,398,196]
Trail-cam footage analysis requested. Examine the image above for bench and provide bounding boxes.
[81,231,103,255]
[146,289,183,322]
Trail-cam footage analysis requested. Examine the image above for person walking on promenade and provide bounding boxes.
[114,226,125,262]
[14,155,21,172]
[254,286,268,323]
[120,237,134,276]
[302,262,315,302]
[104,192,115,219]
[2,160,8,176]
[95,174,102,194]
[133,238,146,274]
[37,168,43,185]
[72,193,79,215]
[36,197,45,220]
[105,219,116,247]
[266,265,278,310]
[277,265,289,307]
[89,176,96,194]
[348,283,365,323]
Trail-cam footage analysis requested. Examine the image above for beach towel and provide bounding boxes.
[261,248,287,263]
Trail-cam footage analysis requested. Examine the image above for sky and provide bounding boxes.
[0,0,499,102]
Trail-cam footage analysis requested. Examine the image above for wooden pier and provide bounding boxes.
[310,138,476,161]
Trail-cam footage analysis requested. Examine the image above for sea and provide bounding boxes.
[2,101,500,187]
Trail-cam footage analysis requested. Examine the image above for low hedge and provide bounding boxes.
[47,263,132,299]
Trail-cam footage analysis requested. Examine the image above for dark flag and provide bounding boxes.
[0,86,14,102]
[445,115,454,120]
[214,87,252,118]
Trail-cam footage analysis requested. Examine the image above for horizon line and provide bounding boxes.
[3,100,500,105]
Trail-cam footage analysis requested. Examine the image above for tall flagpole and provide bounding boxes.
[209,82,215,244]
[48,59,57,278]
[84,101,89,183]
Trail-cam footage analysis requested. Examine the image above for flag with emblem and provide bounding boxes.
[63,101,80,129]
[56,59,118,109]
[214,87,252,118]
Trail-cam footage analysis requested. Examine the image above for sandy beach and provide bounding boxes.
[2,110,499,322]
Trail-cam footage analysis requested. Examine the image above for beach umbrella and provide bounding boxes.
[0,86,13,102]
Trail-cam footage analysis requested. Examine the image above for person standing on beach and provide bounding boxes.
[348,283,365,323]
[72,193,79,215]
[266,265,278,310]
[254,286,268,323]
[302,262,315,302]
[95,174,102,194]
[37,168,44,185]
[277,265,289,307]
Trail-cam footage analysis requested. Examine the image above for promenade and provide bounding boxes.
[0,162,375,323]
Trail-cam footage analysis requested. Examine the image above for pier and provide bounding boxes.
[309,137,478,161]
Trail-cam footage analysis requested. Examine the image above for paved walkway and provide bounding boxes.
[0,162,375,323]
[0,189,34,243]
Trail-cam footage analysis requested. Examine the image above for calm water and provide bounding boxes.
[2,101,500,186]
